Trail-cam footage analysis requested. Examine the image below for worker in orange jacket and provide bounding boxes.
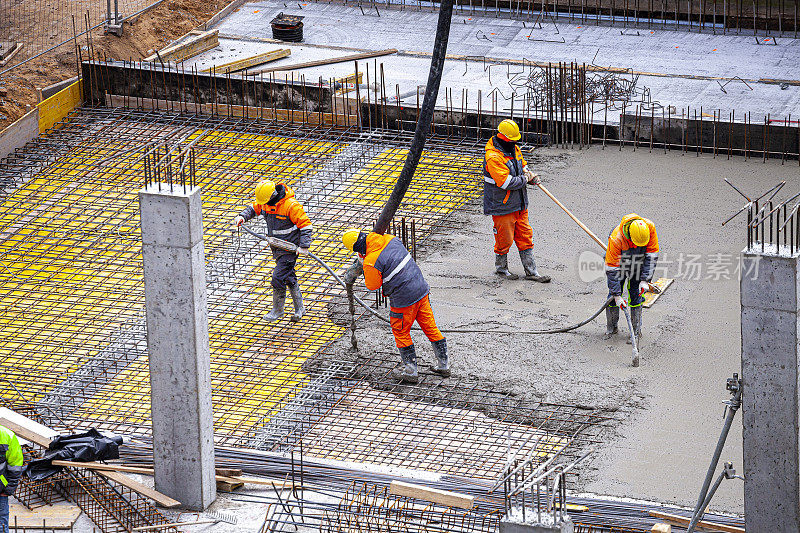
[604,214,659,341]
[342,229,449,383]
[235,180,313,322]
[483,119,550,282]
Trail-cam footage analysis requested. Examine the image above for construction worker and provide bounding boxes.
[483,119,551,282]
[0,425,24,533]
[234,180,313,322]
[604,213,659,342]
[342,229,449,384]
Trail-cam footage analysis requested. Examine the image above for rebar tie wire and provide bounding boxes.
[241,226,613,335]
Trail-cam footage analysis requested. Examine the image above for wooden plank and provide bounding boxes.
[248,48,397,74]
[52,461,289,487]
[145,29,219,63]
[9,502,81,528]
[215,467,243,477]
[389,481,474,510]
[0,43,23,67]
[230,476,297,488]
[643,277,675,308]
[99,470,181,508]
[0,417,52,447]
[648,510,744,533]
[200,49,290,73]
[51,460,154,475]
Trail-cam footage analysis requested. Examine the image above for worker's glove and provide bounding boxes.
[614,295,627,309]
[297,247,309,256]
[524,169,540,185]
[638,281,650,295]
[234,215,245,227]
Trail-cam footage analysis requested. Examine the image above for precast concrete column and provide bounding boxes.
[139,184,216,511]
[740,248,800,532]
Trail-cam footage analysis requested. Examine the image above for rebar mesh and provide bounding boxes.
[0,106,607,490]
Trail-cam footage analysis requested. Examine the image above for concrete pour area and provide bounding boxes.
[322,144,791,514]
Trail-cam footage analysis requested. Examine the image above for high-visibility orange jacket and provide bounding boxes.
[605,213,659,295]
[483,136,529,216]
[239,183,313,255]
[361,233,429,309]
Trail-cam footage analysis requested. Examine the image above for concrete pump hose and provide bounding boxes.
[240,227,612,335]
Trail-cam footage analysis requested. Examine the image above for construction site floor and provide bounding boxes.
[320,143,792,515]
[179,0,800,118]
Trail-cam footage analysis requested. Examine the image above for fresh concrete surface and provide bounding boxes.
[182,0,800,117]
[325,144,798,513]
[427,145,788,514]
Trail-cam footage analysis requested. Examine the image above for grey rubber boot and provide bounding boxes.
[519,248,551,283]
[430,338,450,377]
[392,345,419,384]
[603,306,619,340]
[495,254,519,280]
[265,288,286,321]
[288,284,305,322]
[627,305,643,344]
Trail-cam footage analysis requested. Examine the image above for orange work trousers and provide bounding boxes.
[492,209,533,255]
[388,294,444,348]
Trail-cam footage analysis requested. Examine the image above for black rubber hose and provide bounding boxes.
[241,227,611,335]
[373,0,455,235]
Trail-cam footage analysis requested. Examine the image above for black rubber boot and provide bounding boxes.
[265,288,286,321]
[430,338,450,377]
[288,284,305,322]
[627,305,643,344]
[603,306,619,340]
[519,248,551,283]
[495,254,519,280]
[392,345,419,384]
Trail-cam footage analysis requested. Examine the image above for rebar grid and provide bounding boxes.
[59,467,176,533]
[0,107,609,491]
[292,353,607,481]
[0,106,487,429]
[256,479,646,533]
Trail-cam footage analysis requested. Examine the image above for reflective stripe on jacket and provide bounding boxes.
[239,184,313,255]
[0,425,24,496]
[361,233,430,309]
[605,213,659,294]
[483,136,529,216]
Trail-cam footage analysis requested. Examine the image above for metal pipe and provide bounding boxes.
[688,374,743,530]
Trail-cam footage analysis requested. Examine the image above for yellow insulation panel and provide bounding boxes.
[37,80,83,133]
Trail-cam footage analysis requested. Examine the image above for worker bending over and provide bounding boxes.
[235,180,313,322]
[342,229,449,384]
[0,425,24,533]
[604,214,659,342]
[483,119,550,282]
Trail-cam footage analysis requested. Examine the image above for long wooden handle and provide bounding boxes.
[536,183,607,251]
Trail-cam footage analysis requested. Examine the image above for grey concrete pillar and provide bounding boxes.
[139,184,216,511]
[740,249,800,532]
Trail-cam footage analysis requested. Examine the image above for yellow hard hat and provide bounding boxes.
[497,119,521,141]
[255,180,277,204]
[342,229,362,252]
[628,219,650,247]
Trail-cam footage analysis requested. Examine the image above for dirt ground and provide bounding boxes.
[0,0,230,130]
[324,144,795,513]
